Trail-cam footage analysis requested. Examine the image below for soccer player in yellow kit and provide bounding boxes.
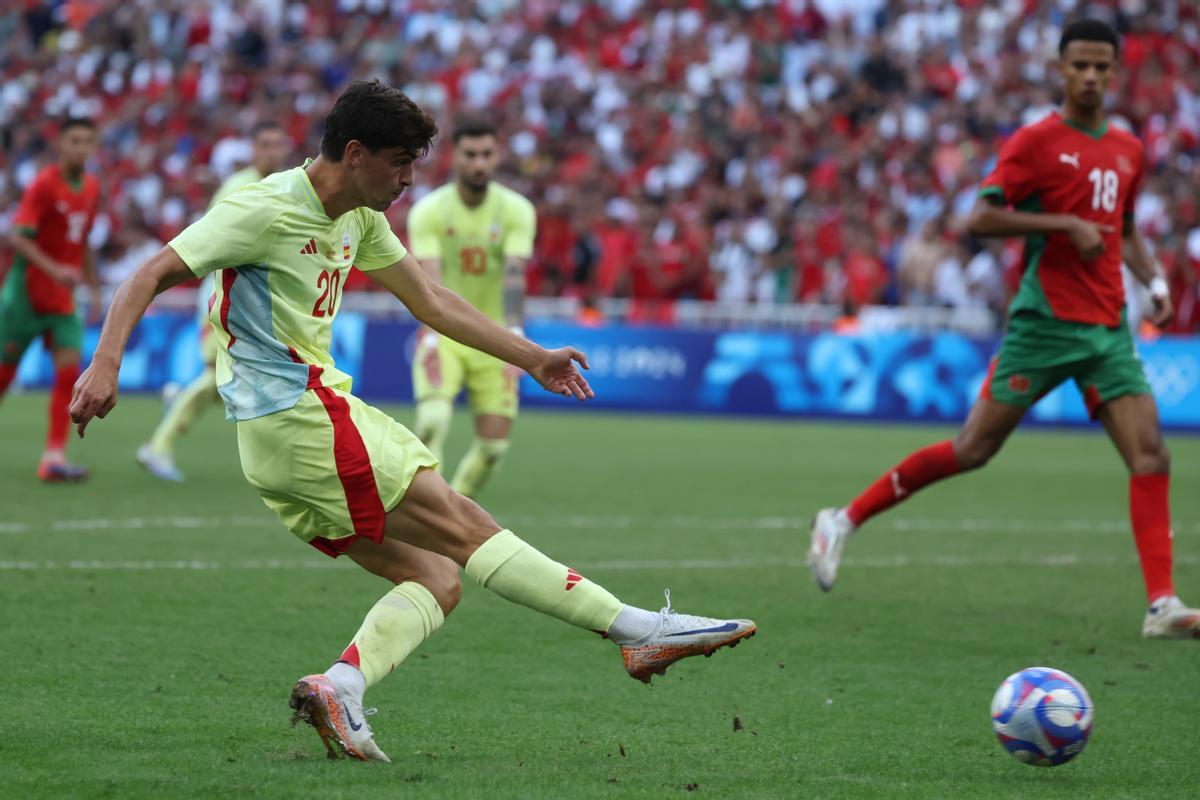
[71,81,755,763]
[409,116,534,497]
[137,120,290,481]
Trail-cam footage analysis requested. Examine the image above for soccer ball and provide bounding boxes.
[990,667,1094,767]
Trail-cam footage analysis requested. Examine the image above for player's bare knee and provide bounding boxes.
[1131,442,1170,475]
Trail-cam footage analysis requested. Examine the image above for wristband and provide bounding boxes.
[1149,276,1169,299]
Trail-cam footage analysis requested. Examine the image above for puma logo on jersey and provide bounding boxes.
[1059,152,1080,169]
[299,238,318,255]
[891,472,907,499]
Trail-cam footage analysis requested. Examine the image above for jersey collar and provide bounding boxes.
[1058,113,1108,140]
[298,159,331,218]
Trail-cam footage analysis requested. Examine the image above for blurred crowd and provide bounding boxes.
[3,0,1200,330]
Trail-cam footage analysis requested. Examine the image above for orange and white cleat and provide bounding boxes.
[1142,595,1200,640]
[615,590,756,684]
[289,674,390,762]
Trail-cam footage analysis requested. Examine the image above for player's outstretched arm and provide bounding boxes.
[966,196,1112,261]
[70,246,195,436]
[368,254,594,401]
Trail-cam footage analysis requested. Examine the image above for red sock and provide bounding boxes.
[46,364,78,453]
[1130,473,1174,604]
[846,440,961,527]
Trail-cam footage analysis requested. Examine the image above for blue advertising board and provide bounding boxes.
[13,312,1200,429]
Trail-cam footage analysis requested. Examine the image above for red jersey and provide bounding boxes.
[11,164,100,315]
[978,112,1144,327]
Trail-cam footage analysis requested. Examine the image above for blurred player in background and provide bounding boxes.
[809,19,1200,640]
[0,117,101,482]
[137,120,290,481]
[408,116,536,498]
[71,81,755,763]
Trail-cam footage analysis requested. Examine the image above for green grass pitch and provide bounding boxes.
[2,392,1198,799]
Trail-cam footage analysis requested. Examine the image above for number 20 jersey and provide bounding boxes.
[169,161,407,421]
[977,111,1145,327]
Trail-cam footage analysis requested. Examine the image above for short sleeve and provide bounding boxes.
[1123,146,1145,220]
[978,128,1042,206]
[405,195,442,259]
[354,210,408,271]
[12,175,51,231]
[169,188,281,278]
[502,195,536,258]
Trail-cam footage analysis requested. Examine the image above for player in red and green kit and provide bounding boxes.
[1,117,101,482]
[808,19,1200,640]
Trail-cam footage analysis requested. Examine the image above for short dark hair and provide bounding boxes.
[320,80,437,162]
[1059,18,1119,56]
[60,116,96,135]
[251,120,283,138]
[452,115,497,143]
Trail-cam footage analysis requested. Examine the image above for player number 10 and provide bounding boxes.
[460,246,487,275]
[1088,168,1119,213]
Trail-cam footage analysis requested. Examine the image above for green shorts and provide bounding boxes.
[412,335,519,418]
[0,272,83,363]
[236,387,438,557]
[983,311,1152,418]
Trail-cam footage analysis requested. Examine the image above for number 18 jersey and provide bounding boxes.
[978,111,1145,327]
[169,161,407,421]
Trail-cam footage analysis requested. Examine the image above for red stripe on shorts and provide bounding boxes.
[979,356,998,401]
[313,385,387,544]
[220,270,237,349]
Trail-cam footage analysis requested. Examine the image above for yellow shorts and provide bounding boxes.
[236,386,438,557]
[199,324,219,365]
[412,336,519,418]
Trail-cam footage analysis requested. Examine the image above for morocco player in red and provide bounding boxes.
[808,19,1200,639]
[1,117,101,481]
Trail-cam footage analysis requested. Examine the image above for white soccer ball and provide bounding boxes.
[990,667,1094,767]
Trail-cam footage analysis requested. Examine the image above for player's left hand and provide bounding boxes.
[527,347,594,401]
[69,360,119,437]
[1148,287,1174,329]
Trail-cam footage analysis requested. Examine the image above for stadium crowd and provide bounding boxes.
[3,0,1200,330]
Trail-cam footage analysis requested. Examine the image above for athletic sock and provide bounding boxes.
[846,440,960,527]
[465,529,623,633]
[334,581,445,689]
[413,399,451,465]
[148,367,218,457]
[450,437,510,498]
[1130,473,1175,604]
[0,363,16,399]
[608,605,660,643]
[45,364,77,453]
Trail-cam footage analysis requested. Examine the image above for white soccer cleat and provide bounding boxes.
[615,590,756,684]
[1141,595,1200,640]
[808,507,851,592]
[289,674,391,762]
[136,445,184,483]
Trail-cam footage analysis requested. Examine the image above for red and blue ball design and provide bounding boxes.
[991,667,1094,767]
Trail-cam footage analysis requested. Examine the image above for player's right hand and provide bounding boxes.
[69,361,119,438]
[1067,218,1114,262]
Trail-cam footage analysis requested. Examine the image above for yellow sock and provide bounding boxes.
[339,581,444,688]
[148,367,219,456]
[413,399,451,467]
[465,530,622,632]
[450,437,509,498]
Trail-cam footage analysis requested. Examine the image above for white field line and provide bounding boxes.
[1,553,1197,572]
[2,514,1194,536]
